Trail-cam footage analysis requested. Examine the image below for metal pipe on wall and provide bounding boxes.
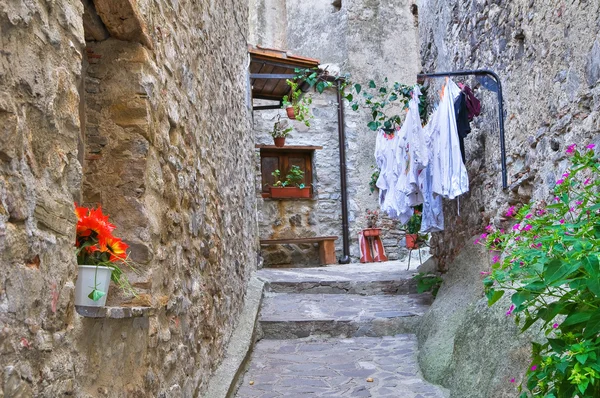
[336,80,351,264]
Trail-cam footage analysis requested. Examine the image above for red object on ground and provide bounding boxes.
[358,231,388,263]
[406,234,419,249]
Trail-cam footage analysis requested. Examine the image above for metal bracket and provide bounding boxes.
[417,69,507,189]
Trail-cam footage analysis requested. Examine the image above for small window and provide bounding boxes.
[257,145,321,199]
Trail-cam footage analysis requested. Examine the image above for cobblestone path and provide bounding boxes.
[235,262,448,398]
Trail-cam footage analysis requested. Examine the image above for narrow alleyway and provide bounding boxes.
[234,262,448,397]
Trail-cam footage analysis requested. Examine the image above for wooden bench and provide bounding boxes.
[259,236,338,265]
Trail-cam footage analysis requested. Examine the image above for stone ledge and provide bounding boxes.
[75,305,155,318]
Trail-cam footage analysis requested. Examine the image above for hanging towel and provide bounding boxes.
[430,78,470,200]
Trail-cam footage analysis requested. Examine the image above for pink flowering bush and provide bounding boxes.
[482,144,599,397]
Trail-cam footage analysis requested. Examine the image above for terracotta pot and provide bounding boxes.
[406,233,419,249]
[274,137,286,147]
[286,106,296,119]
[363,228,381,237]
[269,186,310,199]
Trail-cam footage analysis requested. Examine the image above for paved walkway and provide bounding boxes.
[236,335,445,398]
[235,261,447,398]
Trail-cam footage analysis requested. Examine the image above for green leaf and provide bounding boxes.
[367,121,379,131]
[345,93,353,102]
[547,338,567,354]
[487,289,505,306]
[372,110,378,120]
[511,290,531,308]
[351,104,359,111]
[379,87,387,94]
[584,308,600,338]
[88,289,106,302]
[562,311,593,327]
[369,80,376,88]
[354,84,361,94]
[316,81,326,94]
[578,379,589,395]
[543,259,564,283]
[576,353,589,364]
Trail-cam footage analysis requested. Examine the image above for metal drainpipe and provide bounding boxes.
[336,80,351,264]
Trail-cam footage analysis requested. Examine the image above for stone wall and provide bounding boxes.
[251,0,422,264]
[0,0,257,396]
[418,0,600,268]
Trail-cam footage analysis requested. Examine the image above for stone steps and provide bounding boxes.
[233,263,446,397]
[257,262,419,295]
[260,293,432,339]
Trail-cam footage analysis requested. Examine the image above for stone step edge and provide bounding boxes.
[262,279,418,295]
[259,315,422,339]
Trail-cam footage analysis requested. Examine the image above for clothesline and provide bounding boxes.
[417,69,507,189]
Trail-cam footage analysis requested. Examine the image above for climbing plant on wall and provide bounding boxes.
[342,78,429,130]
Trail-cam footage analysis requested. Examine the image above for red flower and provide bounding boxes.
[74,204,127,264]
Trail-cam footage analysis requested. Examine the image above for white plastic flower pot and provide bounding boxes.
[75,265,112,307]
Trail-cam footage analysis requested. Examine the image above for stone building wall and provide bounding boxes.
[418,0,600,268]
[0,0,257,396]
[251,0,422,264]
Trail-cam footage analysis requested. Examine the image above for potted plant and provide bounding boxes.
[282,79,313,127]
[269,165,310,199]
[270,117,293,147]
[405,211,422,249]
[74,205,135,307]
[363,209,381,237]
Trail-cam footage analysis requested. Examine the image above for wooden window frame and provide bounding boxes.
[257,145,322,199]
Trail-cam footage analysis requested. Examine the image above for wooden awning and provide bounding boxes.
[249,45,320,103]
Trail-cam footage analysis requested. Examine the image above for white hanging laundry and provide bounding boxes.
[374,129,389,207]
[430,78,470,200]
[394,85,427,205]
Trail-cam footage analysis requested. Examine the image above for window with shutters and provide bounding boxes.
[257,145,322,199]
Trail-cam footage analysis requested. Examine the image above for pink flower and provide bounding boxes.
[576,201,583,205]
[554,197,560,202]
[523,224,532,231]
[562,172,570,178]
[515,236,521,241]
[480,271,491,276]
[553,323,559,329]
[586,144,596,150]
[536,209,547,216]
[513,224,521,231]
[480,233,488,239]
[584,178,591,185]
[559,219,565,224]
[525,214,532,219]
[556,179,564,185]
[492,255,500,264]
[535,243,542,248]
[531,365,537,371]
[566,144,576,154]
[505,206,517,217]
[485,225,493,231]
[510,378,515,383]
[506,304,515,316]
[474,239,480,245]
